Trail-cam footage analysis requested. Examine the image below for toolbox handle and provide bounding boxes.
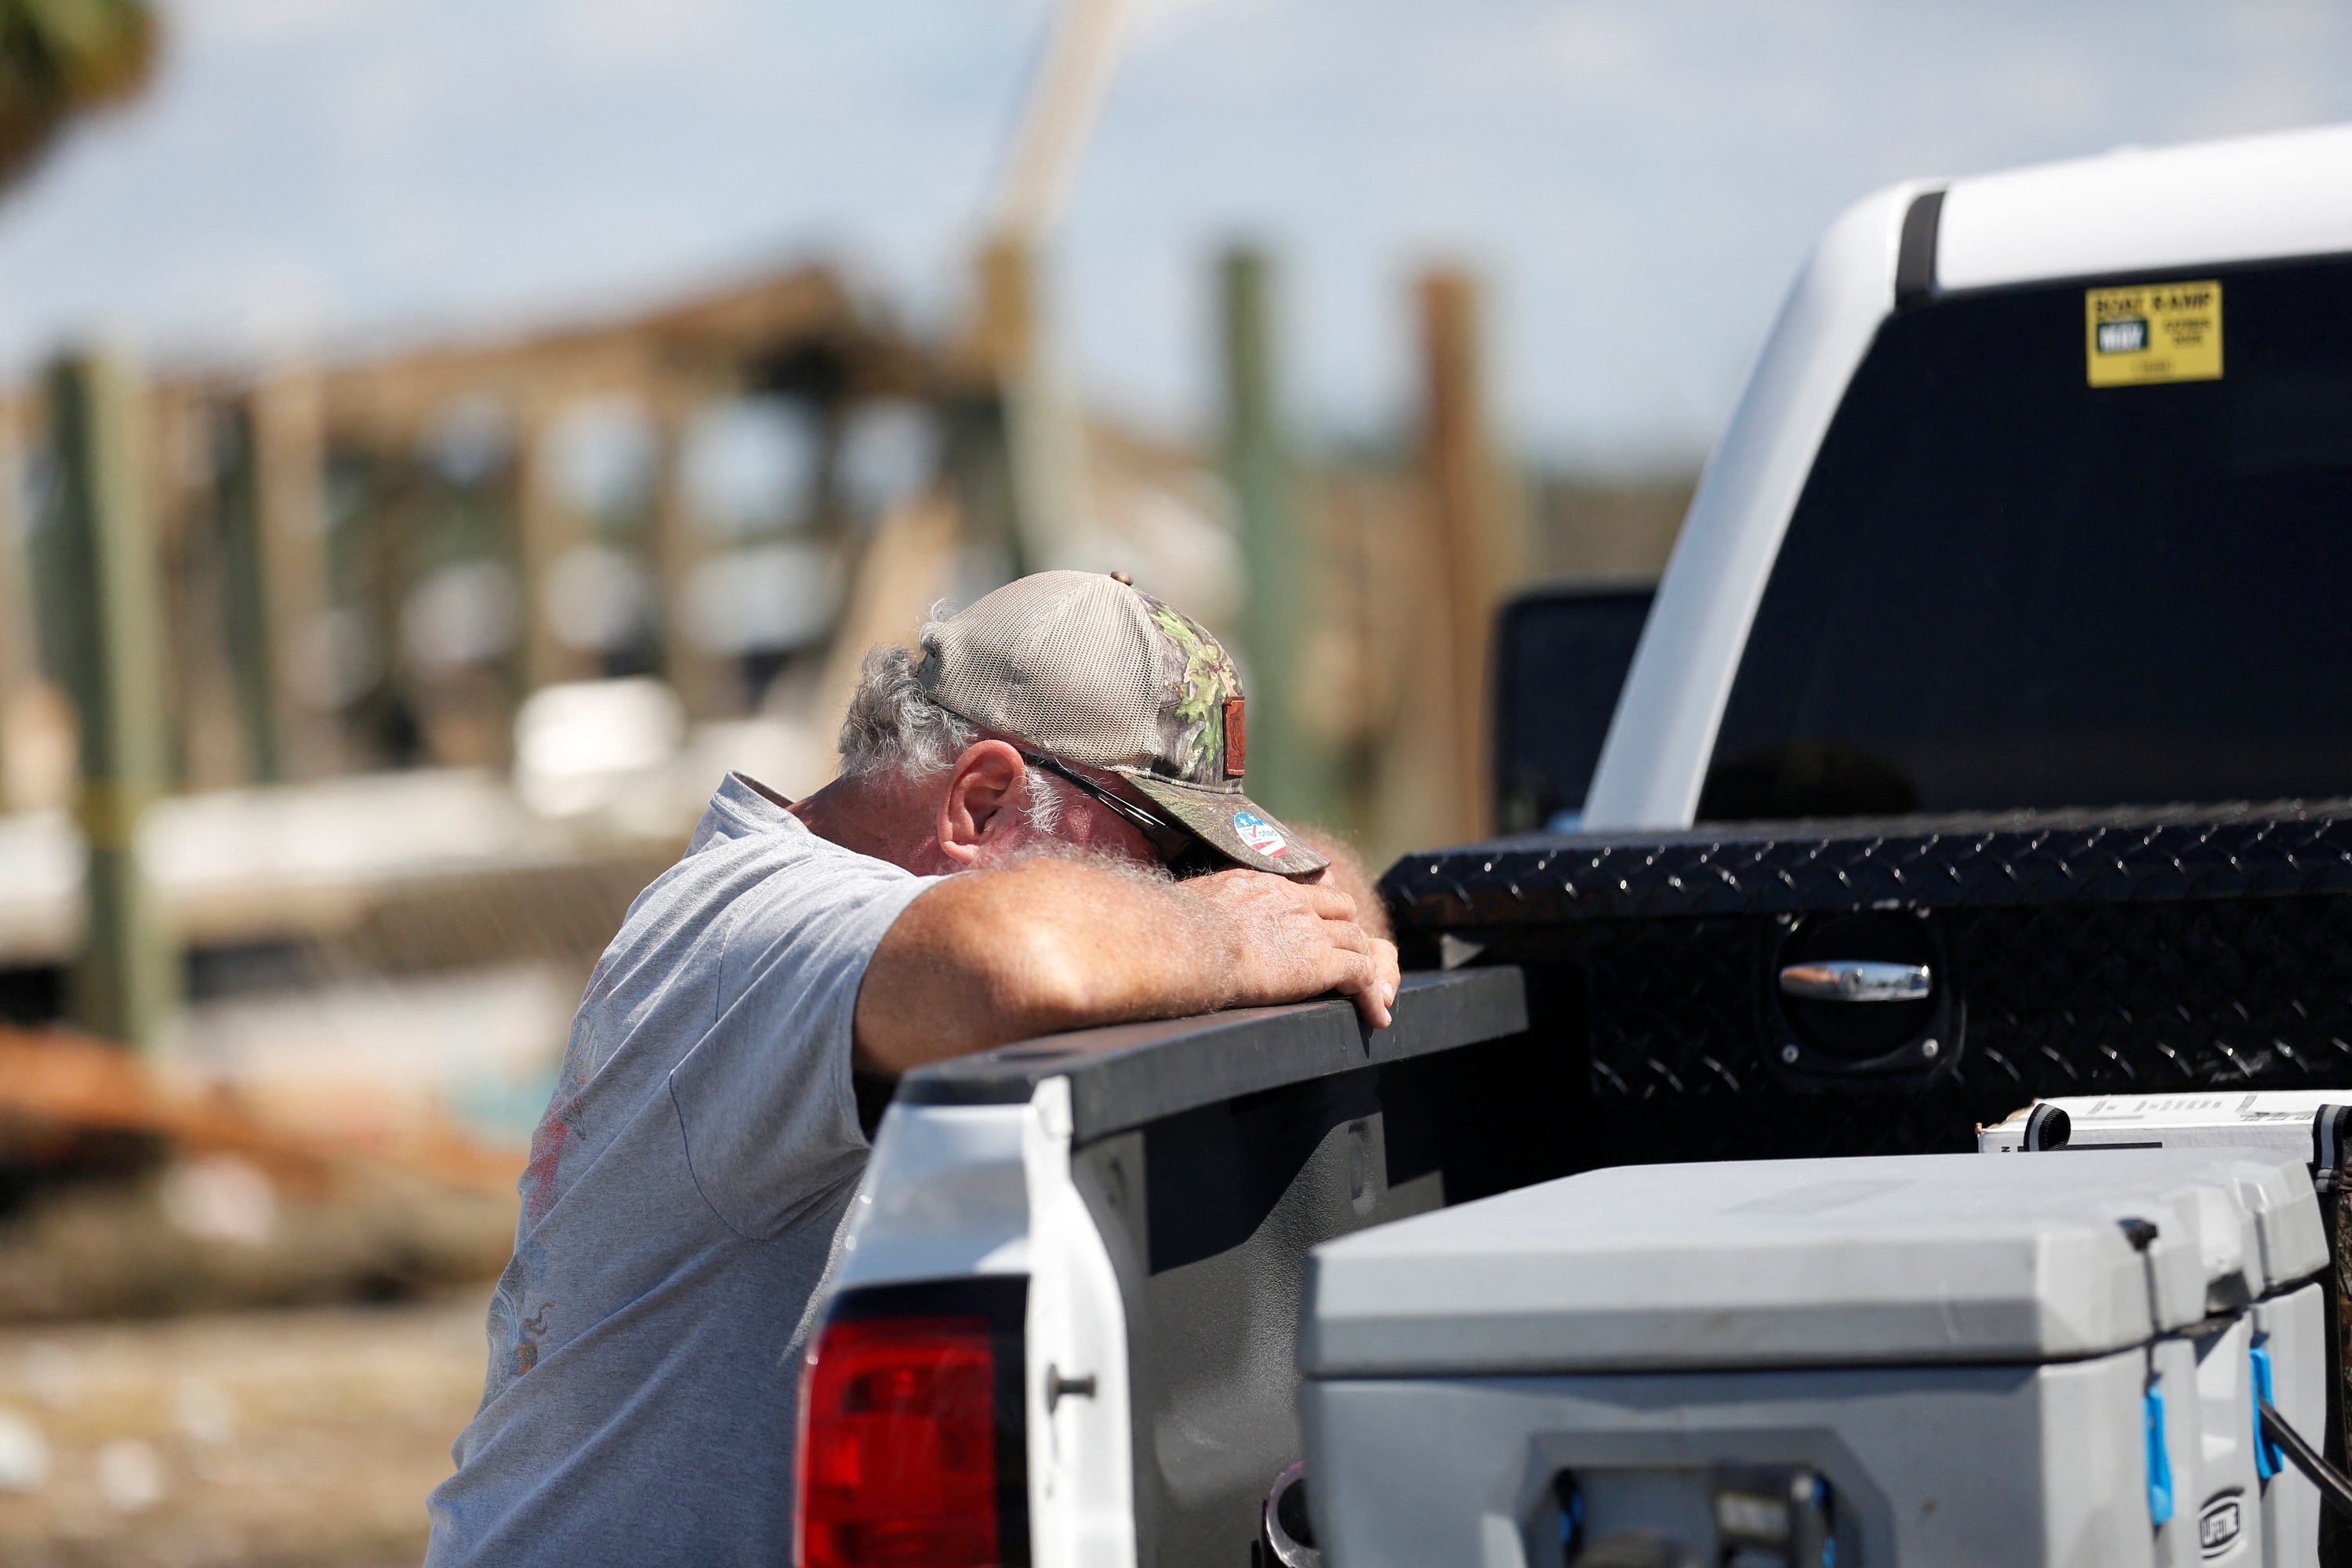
[1777,960,1932,1003]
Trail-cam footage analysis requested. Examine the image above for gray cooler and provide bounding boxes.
[1979,1091,2352,1567]
[1299,1149,2328,1568]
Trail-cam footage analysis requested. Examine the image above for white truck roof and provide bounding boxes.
[1583,122,2352,832]
[1944,123,2352,291]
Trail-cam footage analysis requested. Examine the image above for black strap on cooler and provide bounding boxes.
[2261,1399,2352,1521]
[2309,1106,2352,1563]
[2314,1105,2352,1192]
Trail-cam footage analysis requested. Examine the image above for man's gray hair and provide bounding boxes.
[838,641,1064,832]
[838,643,974,779]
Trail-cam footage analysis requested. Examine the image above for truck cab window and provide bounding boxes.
[1702,255,2352,822]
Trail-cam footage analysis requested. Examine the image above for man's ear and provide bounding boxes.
[936,740,1027,866]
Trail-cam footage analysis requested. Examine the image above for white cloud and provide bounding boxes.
[191,0,393,45]
[1131,0,1265,40]
[1538,5,1646,92]
[2176,55,2337,141]
[550,0,753,74]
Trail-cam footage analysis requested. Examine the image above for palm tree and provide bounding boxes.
[0,0,158,194]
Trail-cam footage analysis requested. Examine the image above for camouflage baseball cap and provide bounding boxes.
[915,570,1327,875]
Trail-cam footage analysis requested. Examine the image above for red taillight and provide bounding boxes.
[797,1316,1000,1568]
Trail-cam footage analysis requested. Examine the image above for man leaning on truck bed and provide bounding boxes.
[423,569,1400,1567]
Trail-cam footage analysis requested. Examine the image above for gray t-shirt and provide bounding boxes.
[426,772,936,1567]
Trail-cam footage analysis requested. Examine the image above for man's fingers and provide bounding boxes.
[1330,938,1401,1029]
[1189,868,1342,915]
[1306,880,1359,920]
[1316,936,1396,1029]
[1231,868,1352,920]
[1185,868,1395,1025]
[1337,949,1393,1029]
[1314,913,1376,958]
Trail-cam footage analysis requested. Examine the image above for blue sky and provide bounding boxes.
[2,0,2349,466]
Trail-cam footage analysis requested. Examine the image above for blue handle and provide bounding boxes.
[2147,1383,2176,1526]
[2252,1341,2283,1483]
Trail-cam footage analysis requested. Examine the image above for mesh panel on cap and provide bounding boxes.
[920,572,1168,771]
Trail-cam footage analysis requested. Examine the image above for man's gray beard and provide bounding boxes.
[974,836,1175,884]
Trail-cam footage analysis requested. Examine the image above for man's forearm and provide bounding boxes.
[853,846,1403,1073]
[853,858,1235,1073]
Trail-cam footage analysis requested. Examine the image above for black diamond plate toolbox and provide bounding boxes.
[1381,800,2352,1167]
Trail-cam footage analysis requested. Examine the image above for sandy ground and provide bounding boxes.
[0,1291,491,1568]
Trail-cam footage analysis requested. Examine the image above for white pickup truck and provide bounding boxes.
[798,122,2352,1568]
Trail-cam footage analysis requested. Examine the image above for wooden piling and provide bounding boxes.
[650,392,717,718]
[0,390,39,811]
[1418,268,1516,841]
[251,365,340,777]
[43,347,179,1051]
[513,395,589,694]
[174,388,255,792]
[1221,248,1334,823]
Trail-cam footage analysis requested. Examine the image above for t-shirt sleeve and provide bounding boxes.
[666,844,938,1240]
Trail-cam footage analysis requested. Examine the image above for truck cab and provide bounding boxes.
[1584,121,2352,832]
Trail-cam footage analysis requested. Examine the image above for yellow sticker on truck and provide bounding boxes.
[2085,280,2222,387]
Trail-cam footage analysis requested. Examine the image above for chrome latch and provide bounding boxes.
[1777,960,1931,1002]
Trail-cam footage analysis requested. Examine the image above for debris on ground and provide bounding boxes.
[0,1291,491,1567]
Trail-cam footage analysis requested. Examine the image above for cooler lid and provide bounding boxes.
[1302,1149,2318,1378]
[1977,1097,2333,1298]
[1980,1091,2350,1157]
[2190,1149,2329,1298]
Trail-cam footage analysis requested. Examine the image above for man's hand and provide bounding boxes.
[1290,828,1393,942]
[1177,868,1400,1029]
[855,853,1399,1074]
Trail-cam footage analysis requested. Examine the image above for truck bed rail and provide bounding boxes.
[891,967,1554,1567]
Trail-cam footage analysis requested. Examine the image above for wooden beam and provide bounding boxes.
[985,0,1136,245]
[975,237,1089,574]
[311,265,886,453]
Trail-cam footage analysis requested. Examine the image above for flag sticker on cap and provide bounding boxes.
[1233,811,1287,857]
